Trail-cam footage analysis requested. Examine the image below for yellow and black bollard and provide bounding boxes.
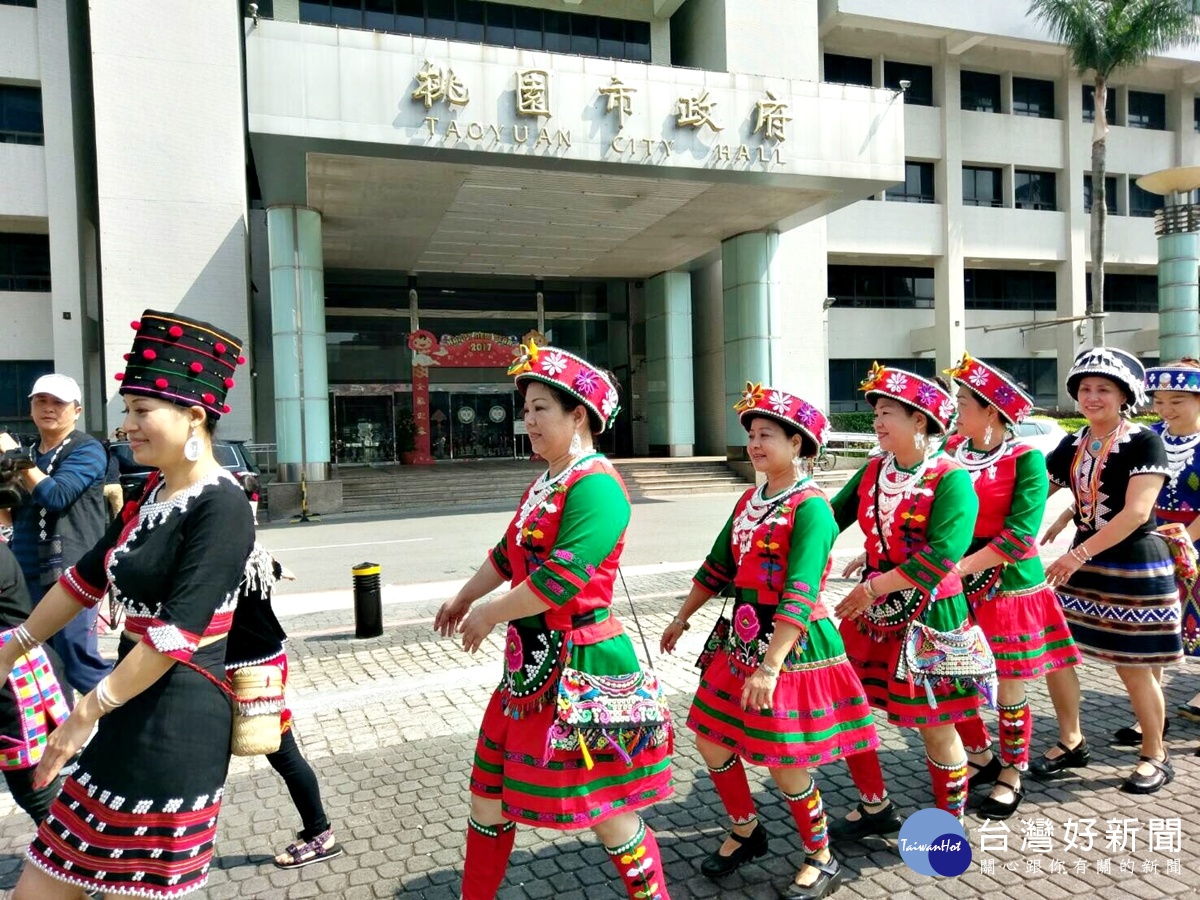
[352,562,383,638]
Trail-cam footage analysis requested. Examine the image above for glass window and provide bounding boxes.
[1090,273,1157,312]
[0,361,53,425]
[826,265,935,309]
[965,270,1055,310]
[598,16,624,59]
[299,0,332,23]
[513,6,542,49]
[824,53,872,87]
[829,358,937,412]
[1128,90,1166,130]
[484,3,515,47]
[1015,170,1057,211]
[884,61,934,107]
[963,166,1002,207]
[456,0,485,42]
[363,0,394,31]
[1195,97,1200,132]
[624,20,651,62]
[542,10,571,53]
[1082,84,1116,123]
[887,161,935,203]
[1129,179,1159,218]
[570,13,599,56]
[1012,77,1055,118]
[395,0,423,34]
[961,70,1001,113]
[1083,174,1118,214]
[0,85,43,145]
[330,0,362,27]
[0,233,51,291]
[0,1,39,7]
[425,0,455,37]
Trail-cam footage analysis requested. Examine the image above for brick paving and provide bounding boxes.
[0,552,1199,898]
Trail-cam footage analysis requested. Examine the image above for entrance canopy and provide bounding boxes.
[246,20,904,278]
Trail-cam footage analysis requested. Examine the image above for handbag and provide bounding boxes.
[694,593,730,672]
[894,620,997,710]
[550,569,672,769]
[229,663,285,757]
[1156,522,1198,592]
[0,635,69,771]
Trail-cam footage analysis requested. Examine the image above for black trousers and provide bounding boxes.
[266,728,329,841]
[4,767,61,826]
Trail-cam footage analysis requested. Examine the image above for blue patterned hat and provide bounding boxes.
[1145,360,1200,395]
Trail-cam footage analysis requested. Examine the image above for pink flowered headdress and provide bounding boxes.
[946,352,1034,426]
[507,339,621,432]
[859,361,956,434]
[733,381,830,455]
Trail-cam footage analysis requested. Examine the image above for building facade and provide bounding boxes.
[1,0,1197,481]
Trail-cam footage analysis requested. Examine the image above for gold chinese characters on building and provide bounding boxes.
[598,77,637,127]
[676,91,722,132]
[411,61,470,110]
[516,69,551,117]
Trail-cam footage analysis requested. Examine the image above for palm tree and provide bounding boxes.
[1028,0,1199,347]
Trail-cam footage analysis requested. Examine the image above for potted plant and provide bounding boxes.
[397,409,418,465]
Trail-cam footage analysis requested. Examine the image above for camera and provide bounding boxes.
[0,444,36,510]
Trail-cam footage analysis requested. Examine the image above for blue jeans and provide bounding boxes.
[30,584,112,697]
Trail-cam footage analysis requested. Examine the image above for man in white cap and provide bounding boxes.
[0,374,112,696]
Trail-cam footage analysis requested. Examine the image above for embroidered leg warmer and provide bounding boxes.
[845,749,888,804]
[462,818,516,900]
[997,699,1032,771]
[605,817,671,900]
[954,716,992,755]
[707,755,758,825]
[784,780,829,855]
[926,755,969,822]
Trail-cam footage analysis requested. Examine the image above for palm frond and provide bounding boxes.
[1029,0,1200,77]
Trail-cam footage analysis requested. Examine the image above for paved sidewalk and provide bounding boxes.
[1,547,1200,898]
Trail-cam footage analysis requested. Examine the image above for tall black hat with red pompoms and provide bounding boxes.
[114,310,246,419]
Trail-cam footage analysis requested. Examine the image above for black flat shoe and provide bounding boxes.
[966,755,1002,791]
[977,782,1025,820]
[1177,704,1200,723]
[780,855,843,900]
[700,821,769,879]
[1029,739,1090,777]
[1121,754,1174,795]
[1113,720,1169,746]
[827,802,902,841]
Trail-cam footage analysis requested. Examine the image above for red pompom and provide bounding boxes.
[123,353,131,361]
[236,356,246,366]
[114,372,125,381]
[168,325,184,339]
[130,320,141,331]
[214,342,226,355]
[155,378,169,389]
[142,349,156,361]
[224,378,235,388]
[189,362,203,374]
[221,404,231,414]
[202,392,216,405]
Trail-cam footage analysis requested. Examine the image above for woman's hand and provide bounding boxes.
[1044,551,1084,589]
[842,553,867,579]
[434,594,473,638]
[33,701,99,790]
[741,667,778,712]
[660,618,687,655]
[459,602,497,654]
[1041,508,1074,546]
[834,582,874,620]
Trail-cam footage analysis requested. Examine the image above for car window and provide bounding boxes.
[212,444,240,468]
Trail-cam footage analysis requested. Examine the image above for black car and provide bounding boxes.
[109,440,259,502]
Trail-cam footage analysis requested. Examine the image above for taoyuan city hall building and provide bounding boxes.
[4,0,1198,507]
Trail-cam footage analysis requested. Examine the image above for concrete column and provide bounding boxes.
[268,206,330,483]
[645,272,695,457]
[934,44,965,369]
[722,231,781,458]
[1157,194,1200,362]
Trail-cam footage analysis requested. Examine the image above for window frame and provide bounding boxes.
[1128,178,1159,218]
[1014,169,1058,212]
[1127,89,1167,130]
[962,165,1003,208]
[1012,76,1055,119]
[827,265,935,310]
[884,60,934,107]
[1084,174,1119,215]
[961,70,1002,113]
[823,53,873,87]
[0,84,44,146]
[1082,84,1117,124]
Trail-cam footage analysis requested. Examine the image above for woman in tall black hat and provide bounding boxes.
[0,310,256,899]
[1033,347,1180,794]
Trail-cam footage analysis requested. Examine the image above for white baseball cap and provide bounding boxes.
[29,374,82,405]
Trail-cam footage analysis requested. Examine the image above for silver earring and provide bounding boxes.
[983,424,994,446]
[913,431,926,452]
[793,456,804,480]
[184,426,202,462]
[568,432,583,458]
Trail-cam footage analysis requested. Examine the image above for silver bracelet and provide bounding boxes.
[672,616,690,632]
[11,625,38,655]
[759,661,779,678]
[93,676,125,715]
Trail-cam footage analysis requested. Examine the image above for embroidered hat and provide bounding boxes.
[733,382,830,455]
[945,352,1034,426]
[114,310,246,419]
[859,361,956,434]
[1066,346,1147,410]
[507,339,620,432]
[1145,359,1200,395]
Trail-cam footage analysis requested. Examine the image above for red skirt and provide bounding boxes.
[840,621,981,728]
[972,585,1080,679]
[470,690,672,829]
[686,649,878,768]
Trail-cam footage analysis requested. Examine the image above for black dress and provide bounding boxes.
[1046,423,1181,667]
[27,470,254,898]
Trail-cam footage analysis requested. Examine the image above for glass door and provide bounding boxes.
[449,392,515,459]
[332,395,395,465]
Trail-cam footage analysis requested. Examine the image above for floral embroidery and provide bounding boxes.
[734,381,765,412]
[734,605,760,643]
[767,390,791,415]
[968,367,990,387]
[573,369,599,395]
[916,384,938,408]
[885,372,909,393]
[541,350,569,377]
[504,626,523,672]
[602,387,619,416]
[938,397,955,423]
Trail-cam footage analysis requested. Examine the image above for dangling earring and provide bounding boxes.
[983,423,994,446]
[913,431,927,453]
[184,425,202,462]
[792,455,804,480]
[568,431,583,458]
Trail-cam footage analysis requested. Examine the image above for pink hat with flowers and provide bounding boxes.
[507,340,620,432]
[859,361,956,434]
[945,352,1034,426]
[734,382,830,455]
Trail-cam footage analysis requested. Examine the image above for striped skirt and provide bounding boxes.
[686,617,878,767]
[1056,534,1182,667]
[972,584,1081,679]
